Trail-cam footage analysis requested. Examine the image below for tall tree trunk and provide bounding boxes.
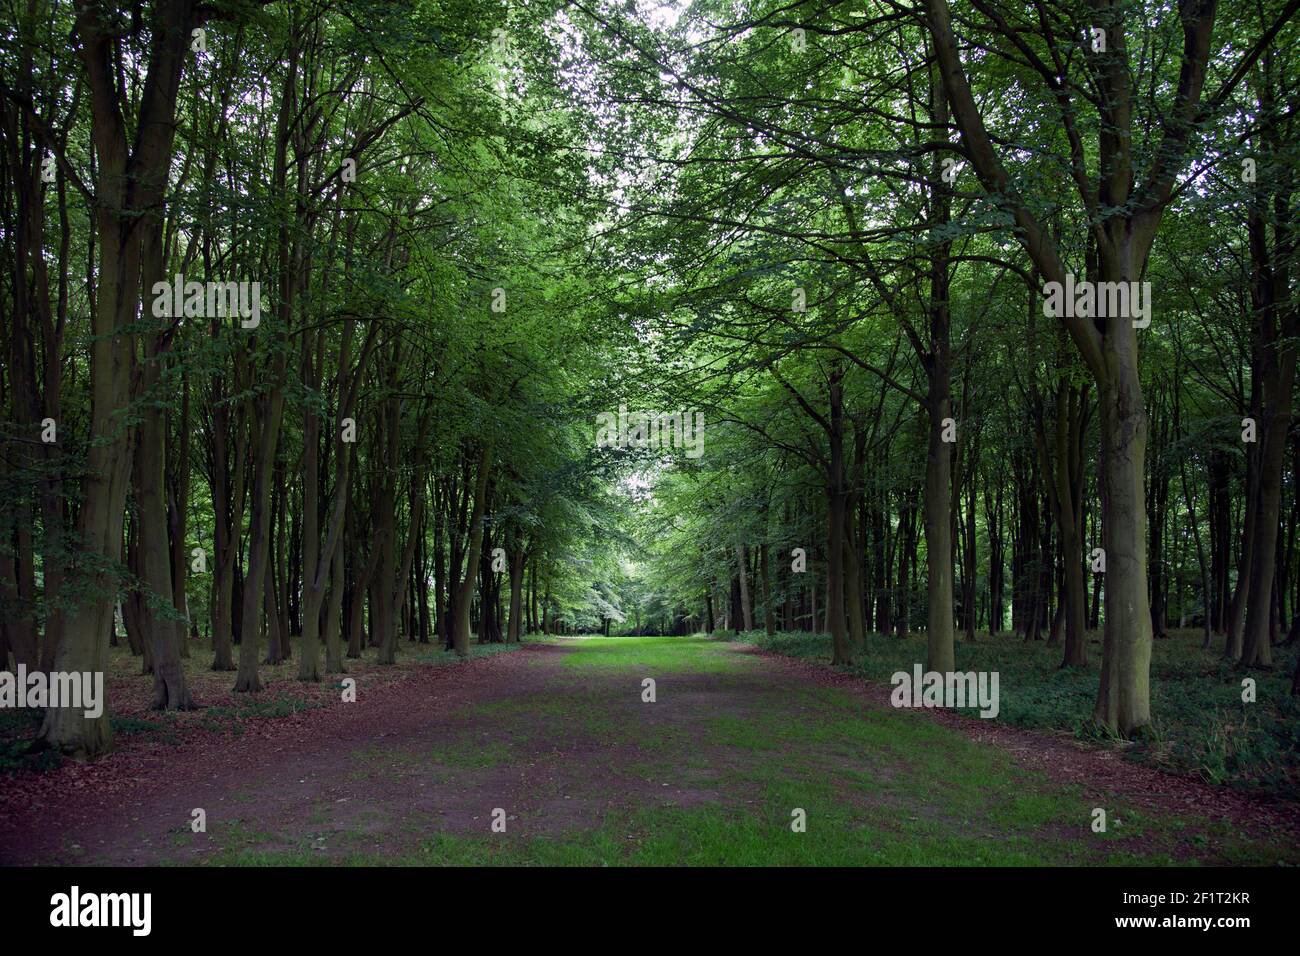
[453,441,493,656]
[1092,315,1153,733]
[825,364,852,663]
[735,543,753,633]
[233,393,283,694]
[507,544,525,643]
[133,371,192,709]
[39,0,196,756]
[921,74,956,674]
[1240,141,1298,666]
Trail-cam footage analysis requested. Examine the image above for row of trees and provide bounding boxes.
[577,0,1300,732]
[0,0,640,759]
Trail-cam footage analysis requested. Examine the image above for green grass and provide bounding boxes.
[557,634,749,673]
[199,788,1276,867]
[190,633,1295,866]
[727,629,1300,800]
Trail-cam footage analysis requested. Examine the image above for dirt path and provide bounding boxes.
[1,636,1294,866]
[1,645,571,864]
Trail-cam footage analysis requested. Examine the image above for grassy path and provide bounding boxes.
[4,635,1292,865]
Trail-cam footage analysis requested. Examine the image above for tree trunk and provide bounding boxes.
[1240,178,1298,667]
[39,0,196,756]
[134,378,192,709]
[735,544,753,632]
[453,441,493,656]
[507,544,525,642]
[1092,336,1153,734]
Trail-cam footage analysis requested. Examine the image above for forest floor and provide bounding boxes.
[1,634,1296,866]
[736,628,1300,800]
